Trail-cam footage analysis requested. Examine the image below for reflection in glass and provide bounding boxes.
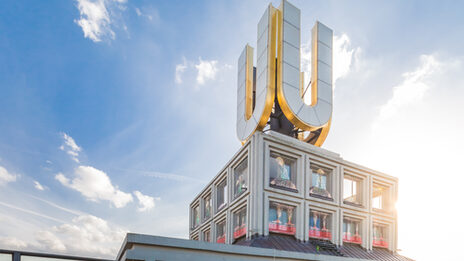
[343,218,362,244]
[192,205,200,228]
[309,165,332,198]
[373,184,389,210]
[233,207,247,239]
[203,230,211,242]
[268,202,295,235]
[203,195,212,220]
[343,176,362,205]
[216,180,227,211]
[234,159,248,199]
[309,210,332,240]
[373,224,389,248]
[216,220,226,244]
[269,153,297,191]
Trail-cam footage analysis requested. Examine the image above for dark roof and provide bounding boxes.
[234,234,414,261]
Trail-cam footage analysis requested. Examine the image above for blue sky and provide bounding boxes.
[1,0,464,260]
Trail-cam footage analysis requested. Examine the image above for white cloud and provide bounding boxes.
[0,236,28,249]
[36,215,126,257]
[195,58,218,85]
[74,0,127,42]
[301,33,360,103]
[175,57,188,84]
[0,166,17,186]
[60,133,81,163]
[375,54,442,127]
[135,7,142,16]
[133,190,158,212]
[55,166,133,208]
[333,34,360,83]
[34,181,45,191]
[35,230,67,252]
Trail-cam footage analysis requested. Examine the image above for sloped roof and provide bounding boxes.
[234,234,413,261]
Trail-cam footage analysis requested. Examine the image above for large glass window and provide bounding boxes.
[203,195,212,221]
[233,207,247,239]
[203,230,211,242]
[0,254,12,261]
[343,175,362,205]
[216,179,227,211]
[309,164,332,198]
[373,224,389,248]
[343,217,362,244]
[372,184,389,211]
[233,158,248,199]
[309,210,332,240]
[192,205,200,229]
[216,220,226,244]
[269,153,297,191]
[268,202,296,235]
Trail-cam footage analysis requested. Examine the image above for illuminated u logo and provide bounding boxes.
[236,0,333,147]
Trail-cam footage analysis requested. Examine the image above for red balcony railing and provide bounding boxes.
[269,222,296,235]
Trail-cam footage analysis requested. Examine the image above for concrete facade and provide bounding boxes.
[189,131,398,252]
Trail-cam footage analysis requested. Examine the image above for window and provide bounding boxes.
[269,153,297,192]
[343,217,362,244]
[373,224,389,248]
[233,158,248,199]
[309,164,332,199]
[216,220,226,243]
[268,202,296,235]
[203,230,211,242]
[309,210,332,240]
[216,179,227,211]
[203,195,212,220]
[192,205,200,228]
[233,207,247,239]
[373,184,389,211]
[343,175,362,205]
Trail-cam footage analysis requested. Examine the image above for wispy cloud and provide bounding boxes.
[374,54,442,127]
[175,57,188,84]
[74,0,128,42]
[0,201,66,224]
[0,165,18,186]
[28,195,84,216]
[174,57,226,87]
[55,166,133,208]
[34,180,45,191]
[60,133,81,163]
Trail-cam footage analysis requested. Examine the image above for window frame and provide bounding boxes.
[340,210,368,248]
[231,204,248,240]
[202,228,212,243]
[202,192,212,222]
[306,204,338,243]
[371,177,395,216]
[228,148,251,206]
[371,217,394,251]
[213,214,227,244]
[190,203,200,230]
[214,173,228,214]
[264,142,304,198]
[307,157,339,205]
[341,168,368,211]
[264,192,303,239]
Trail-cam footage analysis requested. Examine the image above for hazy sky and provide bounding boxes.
[1,0,463,260]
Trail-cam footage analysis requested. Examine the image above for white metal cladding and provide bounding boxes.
[280,0,333,128]
[236,6,272,142]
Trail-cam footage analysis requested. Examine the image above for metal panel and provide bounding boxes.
[282,61,300,89]
[283,42,300,70]
[283,0,300,29]
[317,60,332,85]
[317,42,332,66]
[283,21,300,48]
